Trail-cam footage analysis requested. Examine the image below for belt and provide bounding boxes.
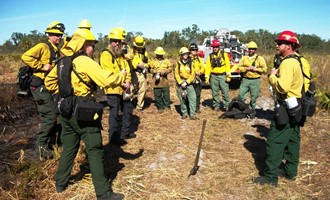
[244,77,260,80]
[211,72,226,75]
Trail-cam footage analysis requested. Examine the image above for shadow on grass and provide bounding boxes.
[243,124,269,176]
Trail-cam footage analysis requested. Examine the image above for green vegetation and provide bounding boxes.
[1,24,329,55]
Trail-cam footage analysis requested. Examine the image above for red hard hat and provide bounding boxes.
[276,30,300,46]
[211,39,221,47]
[197,50,204,58]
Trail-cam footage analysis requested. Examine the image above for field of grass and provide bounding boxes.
[0,53,329,199]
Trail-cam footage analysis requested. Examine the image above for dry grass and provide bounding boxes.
[0,54,329,200]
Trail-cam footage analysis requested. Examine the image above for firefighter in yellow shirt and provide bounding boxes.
[238,41,267,117]
[45,28,125,199]
[253,30,304,187]
[149,47,173,112]
[175,47,197,120]
[99,27,136,145]
[21,21,65,160]
[189,43,205,113]
[131,35,149,111]
[204,39,231,111]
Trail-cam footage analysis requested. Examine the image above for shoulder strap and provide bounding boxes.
[102,49,116,64]
[45,41,59,64]
[252,55,259,66]
[283,54,310,80]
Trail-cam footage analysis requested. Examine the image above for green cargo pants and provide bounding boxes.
[264,120,300,185]
[177,84,196,117]
[31,85,57,146]
[153,87,171,111]
[55,116,109,197]
[238,77,261,109]
[210,74,230,109]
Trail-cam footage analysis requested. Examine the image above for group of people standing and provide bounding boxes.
[21,18,308,198]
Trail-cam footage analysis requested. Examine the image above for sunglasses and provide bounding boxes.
[111,39,122,44]
[49,33,63,37]
[276,41,289,46]
[248,48,257,51]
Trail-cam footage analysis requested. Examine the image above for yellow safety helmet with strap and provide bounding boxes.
[73,29,98,43]
[78,19,92,29]
[247,41,258,49]
[133,35,145,47]
[154,47,165,55]
[108,28,125,40]
[179,47,189,55]
[45,21,65,35]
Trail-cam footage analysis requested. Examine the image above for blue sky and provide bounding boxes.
[0,0,329,44]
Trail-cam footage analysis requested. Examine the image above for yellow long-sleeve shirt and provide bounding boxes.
[21,40,59,80]
[99,49,131,95]
[45,55,125,97]
[174,59,195,85]
[205,50,230,81]
[131,50,149,70]
[149,58,173,88]
[238,54,267,78]
[269,55,303,100]
[191,55,205,75]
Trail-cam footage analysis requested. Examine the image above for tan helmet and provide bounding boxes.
[179,47,189,55]
[78,19,92,29]
[247,41,258,49]
[73,29,98,43]
[154,47,165,55]
[108,27,125,40]
[45,21,65,35]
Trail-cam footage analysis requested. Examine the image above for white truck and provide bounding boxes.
[197,28,247,80]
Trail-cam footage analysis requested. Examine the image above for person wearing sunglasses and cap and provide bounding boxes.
[237,41,267,118]
[21,21,65,161]
[45,28,126,200]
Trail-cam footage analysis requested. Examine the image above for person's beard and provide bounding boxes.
[111,44,122,56]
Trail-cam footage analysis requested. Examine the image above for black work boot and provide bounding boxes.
[97,191,124,200]
[252,176,278,187]
[38,145,53,160]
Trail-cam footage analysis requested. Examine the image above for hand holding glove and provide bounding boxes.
[124,81,131,89]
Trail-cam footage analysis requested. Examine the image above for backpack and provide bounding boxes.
[282,54,316,117]
[16,66,33,97]
[220,96,254,119]
[17,41,58,96]
[55,55,101,120]
[55,56,75,118]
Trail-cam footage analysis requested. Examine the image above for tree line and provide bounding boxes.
[1,24,329,56]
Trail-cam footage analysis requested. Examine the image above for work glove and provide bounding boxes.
[205,78,210,85]
[225,74,231,83]
[181,81,187,89]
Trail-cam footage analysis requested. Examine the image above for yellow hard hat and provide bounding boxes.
[247,41,258,49]
[108,27,125,40]
[45,21,65,34]
[179,47,189,55]
[78,19,92,29]
[133,35,145,47]
[73,29,98,43]
[154,47,165,55]
[118,27,127,37]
